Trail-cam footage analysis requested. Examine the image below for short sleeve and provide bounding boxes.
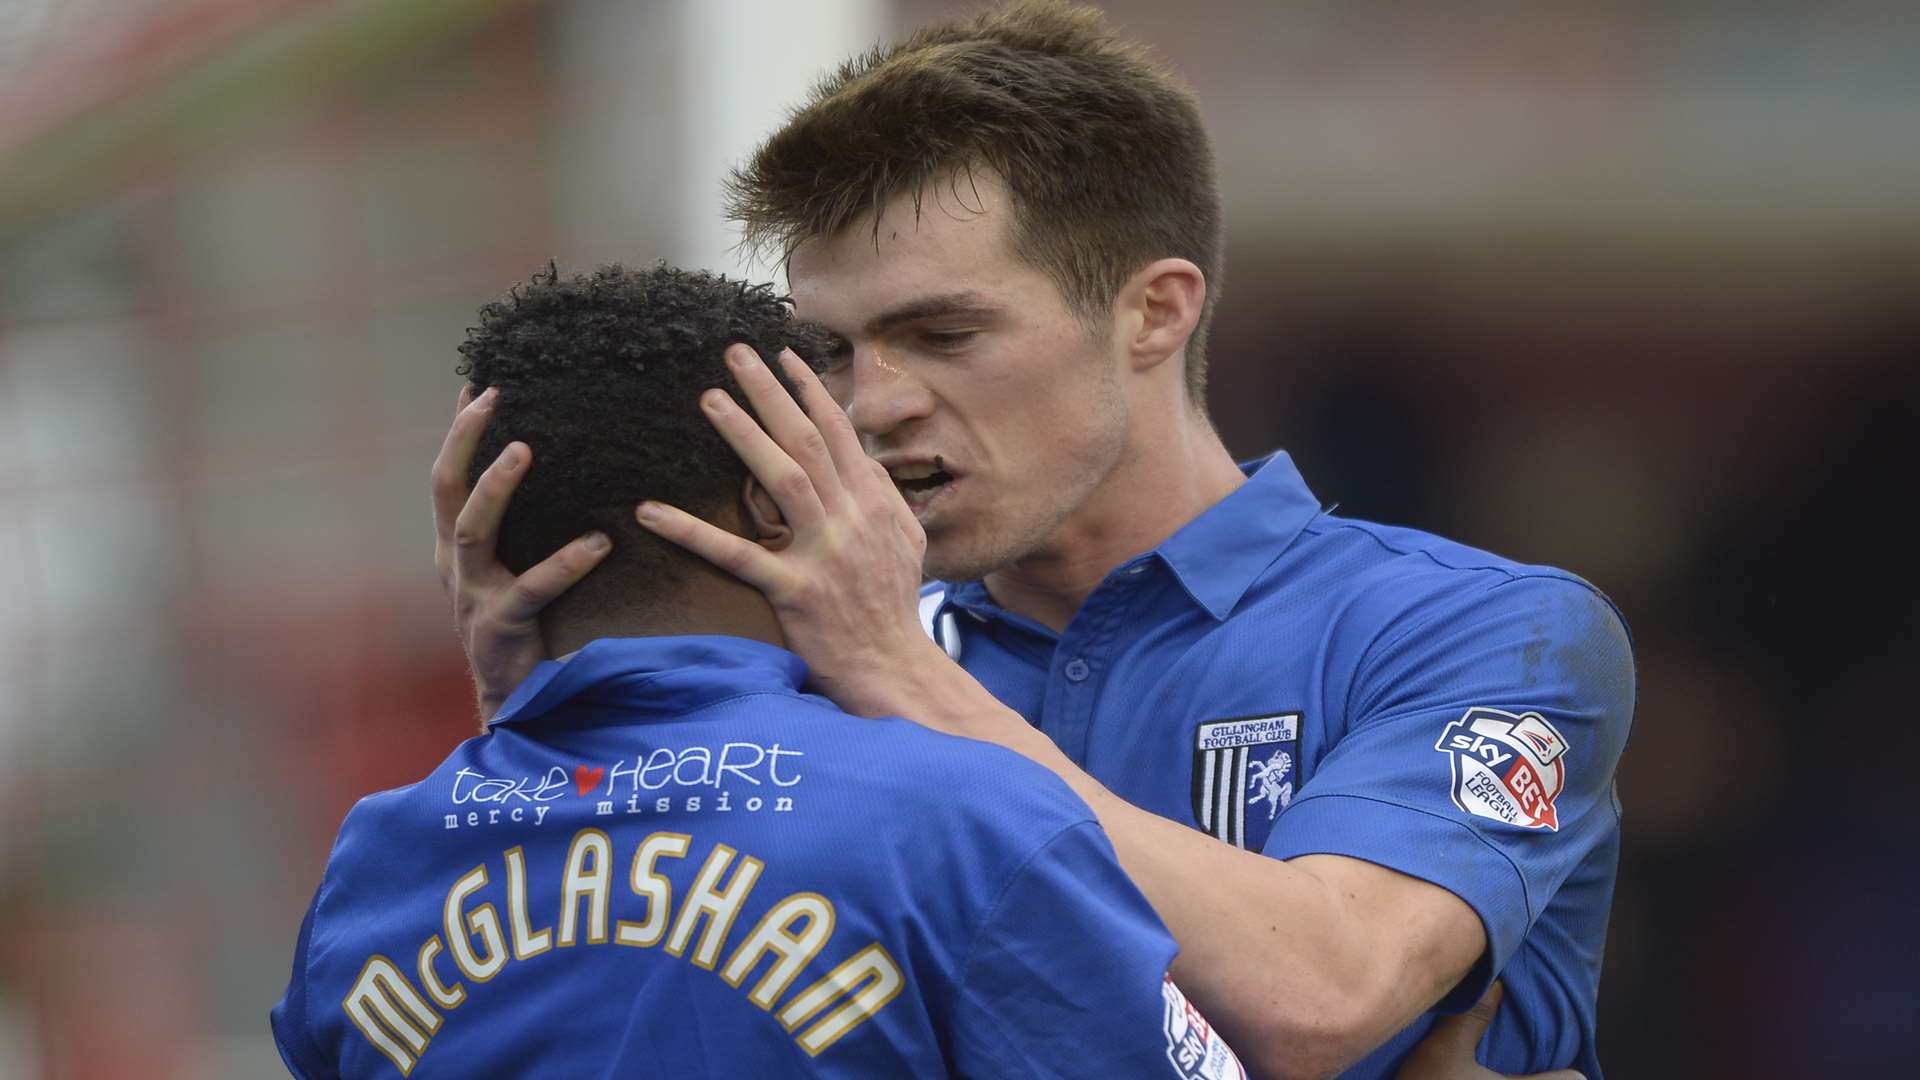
[270,885,332,1079]
[950,821,1245,1079]
[1263,574,1634,1010]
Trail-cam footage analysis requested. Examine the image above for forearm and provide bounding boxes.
[1078,792,1463,1078]
[890,658,1473,1078]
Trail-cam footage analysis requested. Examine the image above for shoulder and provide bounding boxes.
[774,706,1115,955]
[1295,513,1629,645]
[862,714,1097,838]
[325,778,433,864]
[1365,572,1634,732]
[293,774,438,989]
[308,735,497,893]
[731,688,1098,851]
[334,735,494,827]
[1280,515,1634,712]
[786,710,1100,904]
[338,776,433,825]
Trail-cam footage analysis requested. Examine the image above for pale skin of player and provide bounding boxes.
[431,176,1583,1080]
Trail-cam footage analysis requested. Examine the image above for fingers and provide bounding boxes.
[1395,981,1581,1080]
[452,440,528,583]
[433,386,498,544]
[499,530,613,622]
[775,348,921,543]
[869,455,927,553]
[635,500,787,593]
[699,388,827,531]
[1412,981,1504,1066]
[724,345,845,507]
[1461,981,1506,1030]
[774,347,866,481]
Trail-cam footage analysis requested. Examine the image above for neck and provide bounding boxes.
[543,564,787,659]
[984,404,1246,632]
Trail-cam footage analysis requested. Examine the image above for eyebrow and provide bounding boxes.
[861,292,1003,337]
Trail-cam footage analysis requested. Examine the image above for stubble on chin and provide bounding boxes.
[920,511,1058,585]
[921,546,1002,586]
[919,520,1010,584]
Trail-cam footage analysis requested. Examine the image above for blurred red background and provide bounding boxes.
[1,2,1914,1076]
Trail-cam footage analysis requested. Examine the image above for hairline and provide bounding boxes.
[779,161,1126,342]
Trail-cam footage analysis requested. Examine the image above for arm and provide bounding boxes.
[632,347,1506,1078]
[865,583,1631,1080]
[270,889,336,1080]
[880,656,1485,1080]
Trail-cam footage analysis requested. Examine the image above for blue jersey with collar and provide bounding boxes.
[921,453,1635,1079]
[272,636,1247,1079]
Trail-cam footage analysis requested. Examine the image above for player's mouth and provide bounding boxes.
[884,456,958,514]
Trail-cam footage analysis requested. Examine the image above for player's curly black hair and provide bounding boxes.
[456,262,828,610]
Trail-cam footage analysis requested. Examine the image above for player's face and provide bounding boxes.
[787,173,1130,582]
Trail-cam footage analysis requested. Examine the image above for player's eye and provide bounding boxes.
[920,329,978,353]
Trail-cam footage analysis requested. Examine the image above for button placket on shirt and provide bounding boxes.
[1046,560,1156,763]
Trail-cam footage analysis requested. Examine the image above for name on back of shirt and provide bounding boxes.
[344,826,901,1075]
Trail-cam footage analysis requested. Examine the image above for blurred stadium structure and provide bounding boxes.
[0,1,1914,1077]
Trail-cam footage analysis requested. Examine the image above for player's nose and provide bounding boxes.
[844,345,935,438]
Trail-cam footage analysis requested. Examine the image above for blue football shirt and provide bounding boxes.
[919,452,1635,1079]
[271,636,1247,1079]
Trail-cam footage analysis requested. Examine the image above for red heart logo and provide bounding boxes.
[573,764,605,796]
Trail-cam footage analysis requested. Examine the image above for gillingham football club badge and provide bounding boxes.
[1191,713,1299,850]
[1434,707,1570,830]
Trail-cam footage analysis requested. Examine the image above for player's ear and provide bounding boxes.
[1115,257,1205,376]
[740,474,794,551]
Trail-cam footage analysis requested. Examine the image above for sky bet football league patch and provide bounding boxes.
[1435,707,1569,831]
[1161,975,1247,1079]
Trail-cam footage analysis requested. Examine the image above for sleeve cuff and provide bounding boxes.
[1261,792,1534,1013]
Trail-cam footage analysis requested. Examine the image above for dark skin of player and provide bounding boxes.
[431,386,796,716]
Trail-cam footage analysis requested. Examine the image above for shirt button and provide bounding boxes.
[1127,565,1147,575]
[1064,658,1091,682]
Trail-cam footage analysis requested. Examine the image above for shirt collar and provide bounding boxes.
[488,635,811,729]
[1155,451,1322,620]
[940,451,1322,625]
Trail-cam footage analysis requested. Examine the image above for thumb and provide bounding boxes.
[1398,982,1590,1080]
[1424,980,1505,1059]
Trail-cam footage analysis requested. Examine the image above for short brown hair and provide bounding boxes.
[726,0,1224,402]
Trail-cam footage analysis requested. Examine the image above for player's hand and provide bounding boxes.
[1393,983,1584,1080]
[432,385,611,724]
[633,344,939,716]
